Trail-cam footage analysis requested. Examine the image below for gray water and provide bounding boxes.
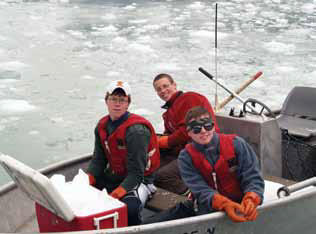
[0,0,315,186]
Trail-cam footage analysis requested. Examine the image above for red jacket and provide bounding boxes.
[98,114,160,176]
[163,91,219,152]
[185,134,243,202]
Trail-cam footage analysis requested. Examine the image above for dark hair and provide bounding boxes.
[105,88,131,103]
[153,73,174,86]
[185,106,211,126]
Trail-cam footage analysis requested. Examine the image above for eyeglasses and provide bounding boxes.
[187,118,214,134]
[108,97,128,104]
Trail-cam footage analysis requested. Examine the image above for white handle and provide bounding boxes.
[93,211,119,230]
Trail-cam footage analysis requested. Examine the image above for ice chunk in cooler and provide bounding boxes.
[50,169,124,216]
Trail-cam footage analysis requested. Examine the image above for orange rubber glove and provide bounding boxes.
[212,194,247,222]
[158,136,169,149]
[87,173,96,186]
[241,192,261,221]
[110,186,127,199]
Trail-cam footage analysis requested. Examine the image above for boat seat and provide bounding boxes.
[277,86,316,138]
[146,188,187,211]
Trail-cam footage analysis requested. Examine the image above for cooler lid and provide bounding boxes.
[0,154,75,221]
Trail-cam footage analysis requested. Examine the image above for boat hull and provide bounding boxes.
[1,154,316,234]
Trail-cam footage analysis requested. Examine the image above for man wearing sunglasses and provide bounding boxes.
[178,106,264,222]
[86,80,160,226]
[153,73,219,195]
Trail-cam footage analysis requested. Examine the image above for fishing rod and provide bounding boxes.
[199,67,262,116]
[214,3,219,109]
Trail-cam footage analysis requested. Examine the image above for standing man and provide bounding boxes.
[153,73,219,195]
[87,80,160,226]
[179,106,264,222]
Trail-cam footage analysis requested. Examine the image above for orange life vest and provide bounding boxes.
[98,114,160,176]
[186,134,243,202]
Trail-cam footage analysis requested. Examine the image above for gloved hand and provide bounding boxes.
[87,173,96,186]
[212,194,247,222]
[241,192,261,221]
[110,186,127,199]
[158,136,169,149]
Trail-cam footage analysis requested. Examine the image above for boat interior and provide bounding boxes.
[0,86,316,233]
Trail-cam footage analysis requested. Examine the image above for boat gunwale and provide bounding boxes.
[54,185,316,234]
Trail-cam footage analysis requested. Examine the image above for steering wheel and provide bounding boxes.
[243,98,276,118]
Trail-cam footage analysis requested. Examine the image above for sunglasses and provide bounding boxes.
[187,118,214,134]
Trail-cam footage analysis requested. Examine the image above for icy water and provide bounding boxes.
[0,0,315,186]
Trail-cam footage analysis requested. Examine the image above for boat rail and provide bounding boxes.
[277,177,316,198]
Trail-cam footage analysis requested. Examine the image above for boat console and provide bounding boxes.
[216,112,282,178]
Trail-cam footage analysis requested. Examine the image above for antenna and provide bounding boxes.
[214,3,219,110]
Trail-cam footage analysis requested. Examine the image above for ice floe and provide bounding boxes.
[263,41,296,55]
[0,61,28,70]
[0,99,36,114]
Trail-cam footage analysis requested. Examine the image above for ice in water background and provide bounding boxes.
[0,0,315,186]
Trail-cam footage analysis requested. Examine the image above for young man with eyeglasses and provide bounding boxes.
[178,106,264,222]
[152,73,219,195]
[86,80,160,226]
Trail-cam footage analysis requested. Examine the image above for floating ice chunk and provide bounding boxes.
[162,37,180,43]
[154,62,182,71]
[106,71,120,77]
[0,99,36,113]
[143,24,162,31]
[83,41,97,49]
[101,13,116,20]
[92,25,118,36]
[132,108,154,116]
[29,15,43,20]
[275,66,297,73]
[188,30,229,40]
[263,40,296,55]
[112,36,128,45]
[301,3,314,14]
[81,75,95,80]
[29,130,40,135]
[187,1,205,10]
[123,4,136,10]
[128,19,148,24]
[98,25,118,33]
[189,30,211,38]
[128,42,154,53]
[0,61,28,70]
[67,30,86,39]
